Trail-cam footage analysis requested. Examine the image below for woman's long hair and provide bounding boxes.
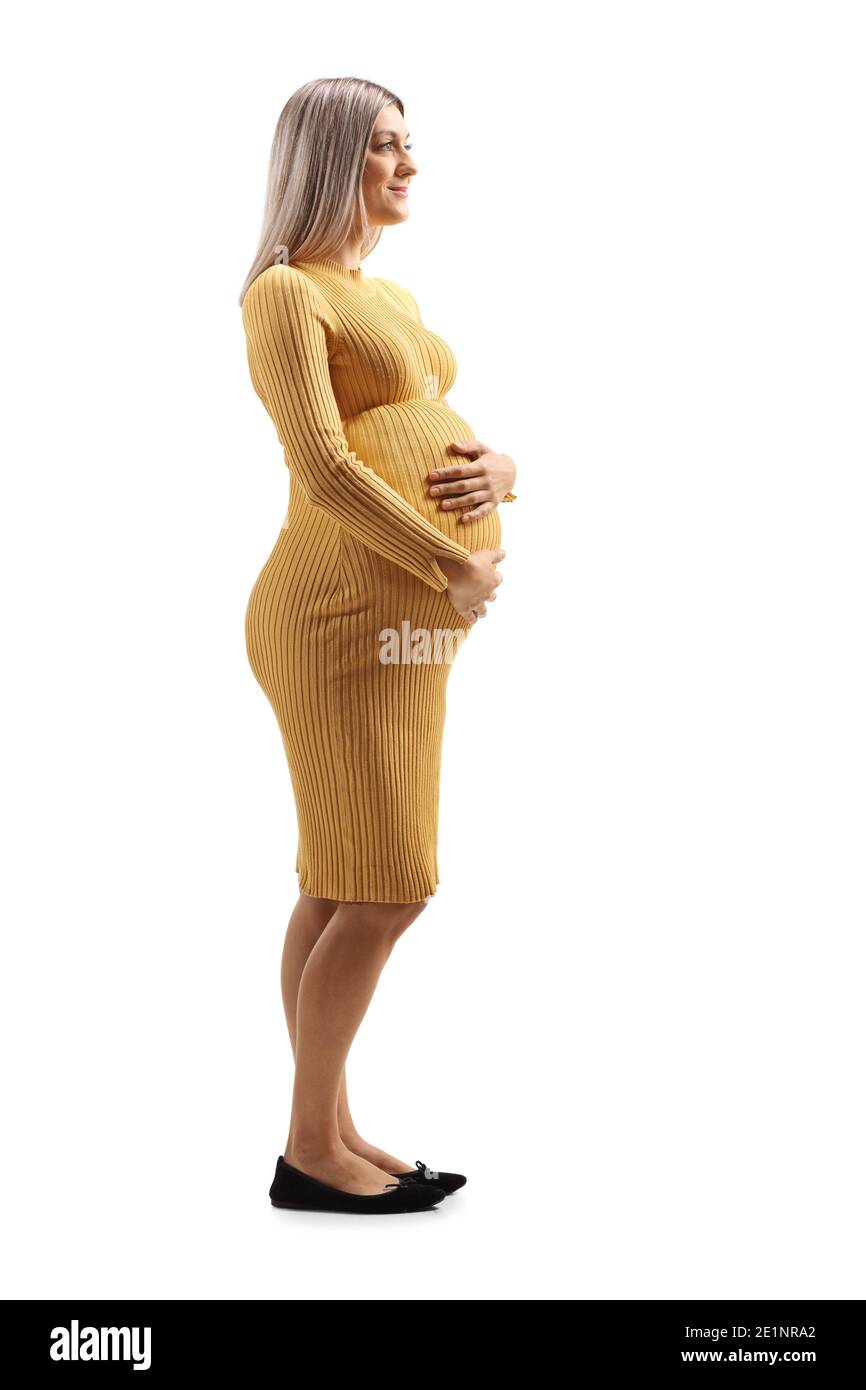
[238,77,403,306]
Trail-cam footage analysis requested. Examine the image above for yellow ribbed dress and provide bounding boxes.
[241,258,513,902]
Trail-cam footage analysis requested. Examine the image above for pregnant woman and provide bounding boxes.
[239,78,517,1214]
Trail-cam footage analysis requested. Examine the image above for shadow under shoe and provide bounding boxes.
[269,1156,447,1213]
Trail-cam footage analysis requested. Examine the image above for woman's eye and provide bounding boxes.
[379,141,412,151]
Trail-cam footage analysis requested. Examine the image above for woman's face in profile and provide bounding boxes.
[362,104,418,227]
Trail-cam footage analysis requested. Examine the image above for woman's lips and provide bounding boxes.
[388,187,408,197]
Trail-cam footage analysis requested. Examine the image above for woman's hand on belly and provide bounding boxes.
[438,548,506,623]
[428,440,517,522]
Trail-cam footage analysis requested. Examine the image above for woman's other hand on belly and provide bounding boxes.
[427,440,517,522]
[438,548,506,624]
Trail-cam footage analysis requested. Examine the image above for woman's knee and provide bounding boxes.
[389,898,430,934]
[336,897,429,942]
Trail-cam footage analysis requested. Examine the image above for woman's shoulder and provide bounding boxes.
[242,263,334,324]
[244,262,322,297]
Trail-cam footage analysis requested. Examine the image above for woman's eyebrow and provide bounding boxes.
[374,130,410,139]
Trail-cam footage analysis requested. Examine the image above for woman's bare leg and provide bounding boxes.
[279,892,340,1049]
[280,891,417,1176]
[279,890,428,1195]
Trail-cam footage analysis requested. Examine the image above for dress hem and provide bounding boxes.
[296,870,439,905]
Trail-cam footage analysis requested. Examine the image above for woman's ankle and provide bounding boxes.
[285,1134,346,1164]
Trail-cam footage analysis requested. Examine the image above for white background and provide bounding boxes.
[2,0,864,1300]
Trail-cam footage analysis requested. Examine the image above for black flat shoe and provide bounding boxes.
[387,1159,467,1195]
[269,1157,447,1213]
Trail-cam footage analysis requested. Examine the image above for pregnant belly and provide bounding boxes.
[343,399,502,555]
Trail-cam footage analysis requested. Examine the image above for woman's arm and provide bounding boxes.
[242,266,473,591]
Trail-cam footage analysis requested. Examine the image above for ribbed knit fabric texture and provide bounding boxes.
[242,258,507,901]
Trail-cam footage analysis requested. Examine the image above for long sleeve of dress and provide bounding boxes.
[242,265,475,591]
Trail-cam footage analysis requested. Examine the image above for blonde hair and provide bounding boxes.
[239,77,404,306]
